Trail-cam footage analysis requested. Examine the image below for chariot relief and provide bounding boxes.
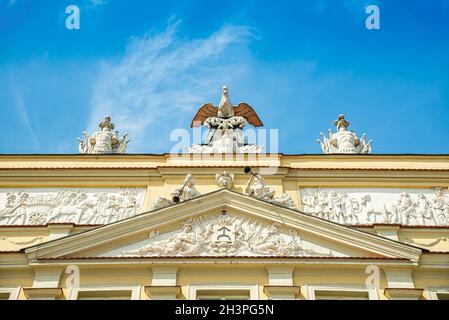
[0,189,145,225]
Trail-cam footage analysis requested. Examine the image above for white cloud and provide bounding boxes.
[10,80,39,149]
[88,21,255,152]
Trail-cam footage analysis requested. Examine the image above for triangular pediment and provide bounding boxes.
[24,189,422,262]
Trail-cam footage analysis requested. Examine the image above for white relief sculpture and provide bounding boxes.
[0,236,44,246]
[121,223,198,256]
[317,114,372,154]
[119,211,336,257]
[153,174,201,209]
[245,172,296,209]
[0,189,145,226]
[186,86,264,153]
[78,116,130,154]
[433,188,449,224]
[215,171,234,189]
[300,188,449,226]
[360,195,392,223]
[404,237,449,248]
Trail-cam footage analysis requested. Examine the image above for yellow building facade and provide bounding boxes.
[0,90,448,300]
[1,153,449,300]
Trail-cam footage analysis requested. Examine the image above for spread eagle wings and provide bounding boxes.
[190,103,217,127]
[190,103,263,127]
[233,103,263,127]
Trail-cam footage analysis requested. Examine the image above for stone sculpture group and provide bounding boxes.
[317,114,372,154]
[120,211,334,257]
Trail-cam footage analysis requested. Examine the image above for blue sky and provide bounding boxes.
[1,0,449,154]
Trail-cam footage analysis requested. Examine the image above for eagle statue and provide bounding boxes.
[190,85,263,127]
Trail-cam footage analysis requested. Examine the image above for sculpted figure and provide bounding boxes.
[361,195,384,223]
[245,172,296,209]
[416,194,435,225]
[153,174,201,209]
[215,171,234,189]
[187,86,264,153]
[317,190,330,220]
[396,192,418,225]
[117,212,332,258]
[251,223,283,255]
[171,174,201,201]
[317,114,372,154]
[122,223,197,256]
[301,190,319,214]
[78,116,130,154]
[340,192,360,224]
[433,188,449,224]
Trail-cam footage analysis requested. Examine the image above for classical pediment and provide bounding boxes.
[24,189,422,263]
[104,210,338,258]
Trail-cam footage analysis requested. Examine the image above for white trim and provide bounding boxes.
[0,286,21,300]
[188,284,259,300]
[427,287,449,300]
[68,285,141,300]
[305,284,379,300]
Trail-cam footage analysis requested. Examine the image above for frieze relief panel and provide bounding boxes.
[0,188,146,225]
[300,188,449,226]
[106,211,341,258]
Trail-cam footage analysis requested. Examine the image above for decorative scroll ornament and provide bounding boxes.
[404,237,449,248]
[186,86,264,153]
[153,174,201,209]
[245,172,296,209]
[0,236,44,246]
[215,171,234,189]
[119,211,335,257]
[0,189,145,225]
[317,114,372,154]
[78,116,130,154]
[301,188,449,226]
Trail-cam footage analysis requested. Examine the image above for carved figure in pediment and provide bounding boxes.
[122,223,197,257]
[251,223,283,255]
[119,212,335,257]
